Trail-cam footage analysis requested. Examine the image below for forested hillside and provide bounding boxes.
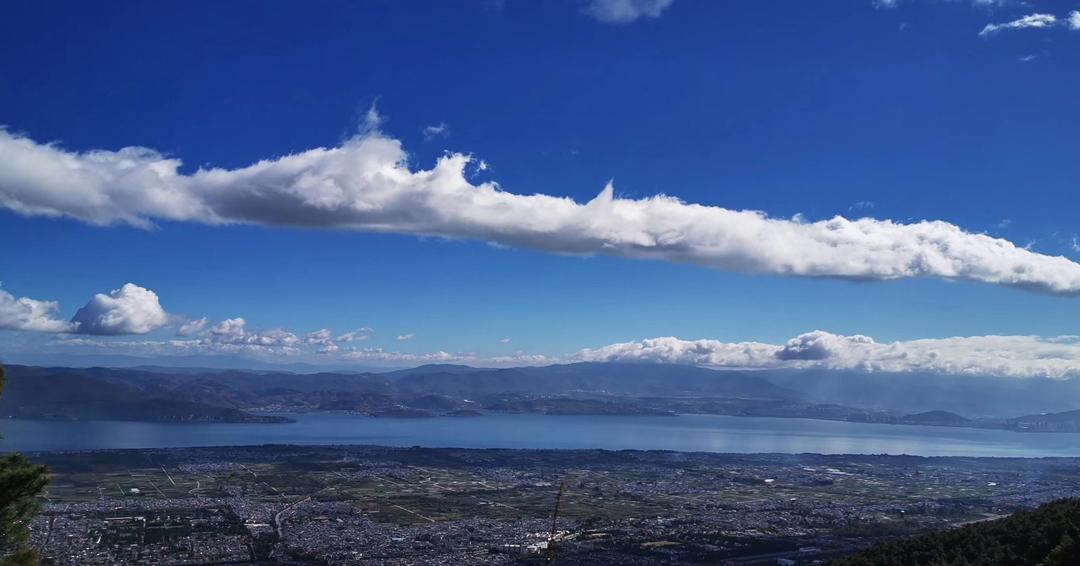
[833,498,1080,566]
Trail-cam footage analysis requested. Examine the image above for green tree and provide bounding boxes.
[832,499,1080,566]
[0,364,49,565]
[1040,531,1080,566]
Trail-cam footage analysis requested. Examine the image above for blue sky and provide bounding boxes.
[1,0,1079,373]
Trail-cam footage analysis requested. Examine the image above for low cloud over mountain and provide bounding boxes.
[574,332,1080,379]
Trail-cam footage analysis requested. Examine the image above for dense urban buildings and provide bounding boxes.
[25,445,1080,564]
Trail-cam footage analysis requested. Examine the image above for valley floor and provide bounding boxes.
[24,445,1080,564]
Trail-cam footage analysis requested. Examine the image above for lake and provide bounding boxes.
[2,413,1079,457]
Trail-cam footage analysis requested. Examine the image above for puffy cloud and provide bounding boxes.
[177,317,207,336]
[306,328,339,354]
[204,317,299,348]
[1,283,172,335]
[574,331,1080,379]
[776,332,876,361]
[1069,11,1080,31]
[306,328,333,342]
[306,326,376,353]
[210,317,247,340]
[34,317,1080,378]
[979,13,1057,36]
[70,283,169,335]
[575,336,780,368]
[582,0,674,23]
[395,333,415,342]
[336,327,374,342]
[83,317,306,357]
[3,128,1080,295]
[422,122,450,140]
[233,328,299,347]
[0,287,75,332]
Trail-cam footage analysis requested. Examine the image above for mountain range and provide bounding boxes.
[2,362,1080,429]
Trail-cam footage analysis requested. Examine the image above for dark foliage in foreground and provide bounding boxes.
[832,498,1080,566]
[0,364,49,565]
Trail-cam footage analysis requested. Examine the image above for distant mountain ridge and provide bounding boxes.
[0,366,288,423]
[899,410,972,426]
[756,368,1080,418]
[0,362,797,422]
[3,363,1080,429]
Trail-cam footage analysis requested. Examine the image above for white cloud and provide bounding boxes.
[573,331,1080,379]
[3,128,1080,296]
[575,336,780,368]
[582,0,674,23]
[422,122,450,140]
[296,326,376,353]
[342,348,451,363]
[339,347,552,366]
[177,317,208,336]
[306,328,333,342]
[361,100,384,133]
[45,332,554,366]
[1,283,172,335]
[848,200,875,213]
[337,327,374,342]
[200,320,300,349]
[70,283,169,335]
[1069,11,1080,30]
[0,131,204,228]
[204,317,299,348]
[877,0,1015,9]
[42,324,1080,379]
[0,287,75,332]
[306,328,340,354]
[210,317,247,340]
[395,333,415,342]
[498,337,512,344]
[979,13,1057,36]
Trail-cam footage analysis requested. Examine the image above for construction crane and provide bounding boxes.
[545,480,567,564]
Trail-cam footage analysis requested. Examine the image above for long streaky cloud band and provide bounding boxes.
[2,128,1079,295]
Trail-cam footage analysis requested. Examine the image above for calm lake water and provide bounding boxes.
[2,413,1079,457]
